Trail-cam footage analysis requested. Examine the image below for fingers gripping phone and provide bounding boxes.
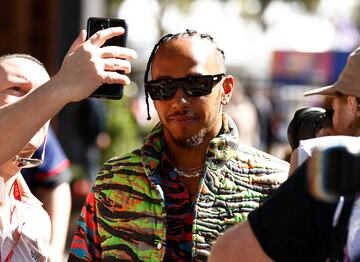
[86,17,127,99]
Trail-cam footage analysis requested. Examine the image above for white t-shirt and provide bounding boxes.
[289,136,360,174]
[0,174,51,262]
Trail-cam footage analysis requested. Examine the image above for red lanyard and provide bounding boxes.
[0,179,23,262]
[12,180,21,202]
[1,227,22,262]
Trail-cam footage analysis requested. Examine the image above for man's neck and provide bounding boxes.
[163,115,223,169]
[165,138,209,170]
[5,175,18,193]
[0,174,18,204]
[0,161,21,193]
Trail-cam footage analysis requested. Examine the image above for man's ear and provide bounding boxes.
[348,95,359,116]
[221,75,234,105]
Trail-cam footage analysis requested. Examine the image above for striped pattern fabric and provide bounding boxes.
[160,153,195,261]
[68,113,289,261]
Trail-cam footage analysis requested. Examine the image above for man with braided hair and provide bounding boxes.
[68,29,289,261]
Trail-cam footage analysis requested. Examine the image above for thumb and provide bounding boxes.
[67,30,87,56]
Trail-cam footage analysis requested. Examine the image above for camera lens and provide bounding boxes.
[89,20,109,36]
[94,22,107,32]
[99,22,107,30]
[287,107,333,150]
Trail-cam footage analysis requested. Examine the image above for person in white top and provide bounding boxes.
[0,54,52,261]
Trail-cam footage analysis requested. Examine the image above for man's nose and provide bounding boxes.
[172,87,189,104]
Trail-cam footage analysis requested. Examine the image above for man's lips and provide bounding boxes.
[168,112,195,124]
[170,115,193,123]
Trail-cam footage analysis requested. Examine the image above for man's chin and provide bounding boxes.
[0,161,21,179]
[173,139,195,149]
[173,131,206,149]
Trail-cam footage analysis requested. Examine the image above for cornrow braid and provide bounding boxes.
[144,29,225,120]
[144,33,174,120]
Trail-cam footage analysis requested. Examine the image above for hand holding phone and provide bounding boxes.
[86,17,128,99]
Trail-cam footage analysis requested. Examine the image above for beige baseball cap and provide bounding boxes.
[304,47,360,98]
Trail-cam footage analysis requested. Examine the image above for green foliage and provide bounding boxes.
[106,0,125,16]
[241,0,321,29]
[158,0,193,13]
[298,0,321,12]
[102,96,143,162]
[107,0,322,32]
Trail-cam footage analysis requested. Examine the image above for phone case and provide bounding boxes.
[86,17,127,99]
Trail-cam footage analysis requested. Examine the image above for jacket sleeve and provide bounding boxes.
[68,188,102,261]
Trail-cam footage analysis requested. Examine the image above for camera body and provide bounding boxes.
[86,17,127,99]
[287,107,333,151]
[308,143,360,202]
[287,107,360,201]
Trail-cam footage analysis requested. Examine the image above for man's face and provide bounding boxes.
[0,57,49,159]
[331,94,357,135]
[151,37,231,149]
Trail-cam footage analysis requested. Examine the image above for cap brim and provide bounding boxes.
[303,85,337,97]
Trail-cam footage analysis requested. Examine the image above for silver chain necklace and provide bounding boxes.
[173,165,205,178]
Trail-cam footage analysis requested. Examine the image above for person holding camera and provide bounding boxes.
[210,47,360,262]
[68,29,289,261]
[0,27,136,261]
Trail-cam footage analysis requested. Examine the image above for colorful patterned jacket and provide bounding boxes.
[69,113,289,261]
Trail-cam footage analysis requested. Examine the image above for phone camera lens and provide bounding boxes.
[100,22,106,29]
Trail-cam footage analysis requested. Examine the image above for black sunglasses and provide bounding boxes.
[12,135,47,169]
[145,74,225,100]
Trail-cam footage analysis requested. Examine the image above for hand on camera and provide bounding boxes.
[54,27,137,102]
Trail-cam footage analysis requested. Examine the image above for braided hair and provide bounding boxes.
[144,29,226,120]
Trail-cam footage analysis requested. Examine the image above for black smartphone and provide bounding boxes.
[86,17,128,99]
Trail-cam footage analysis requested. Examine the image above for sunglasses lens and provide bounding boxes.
[13,155,43,168]
[146,74,223,100]
[13,137,46,169]
[18,158,43,168]
[184,77,212,97]
[146,82,176,100]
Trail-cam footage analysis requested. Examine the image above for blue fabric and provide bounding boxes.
[22,126,71,187]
